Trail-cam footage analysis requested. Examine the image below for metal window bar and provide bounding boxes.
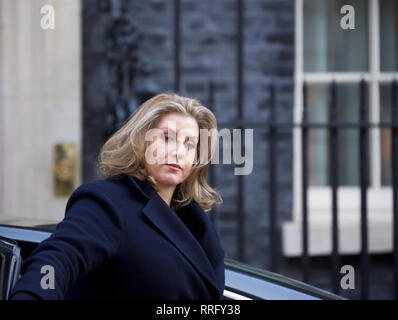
[236,0,245,263]
[269,80,279,273]
[392,79,398,300]
[359,79,370,300]
[329,81,340,295]
[302,81,310,284]
[208,81,217,227]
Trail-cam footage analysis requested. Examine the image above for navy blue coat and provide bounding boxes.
[10,174,225,300]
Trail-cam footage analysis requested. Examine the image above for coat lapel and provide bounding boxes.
[125,174,224,296]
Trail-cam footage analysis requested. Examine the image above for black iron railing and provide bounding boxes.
[210,79,397,300]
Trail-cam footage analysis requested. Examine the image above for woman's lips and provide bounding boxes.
[165,164,182,171]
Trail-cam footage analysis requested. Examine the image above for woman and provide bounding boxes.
[10,93,225,300]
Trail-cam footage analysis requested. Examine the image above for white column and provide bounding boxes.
[0,0,81,222]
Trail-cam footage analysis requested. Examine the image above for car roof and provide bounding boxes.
[0,216,59,232]
[224,258,346,300]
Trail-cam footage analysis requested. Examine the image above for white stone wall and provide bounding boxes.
[0,0,81,222]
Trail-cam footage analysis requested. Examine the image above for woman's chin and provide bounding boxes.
[155,175,182,187]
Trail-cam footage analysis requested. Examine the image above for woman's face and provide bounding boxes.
[144,112,199,188]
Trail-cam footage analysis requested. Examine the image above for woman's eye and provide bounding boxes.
[164,135,173,141]
[186,143,196,150]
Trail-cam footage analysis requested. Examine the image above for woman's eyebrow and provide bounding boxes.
[159,127,199,140]
[159,126,174,133]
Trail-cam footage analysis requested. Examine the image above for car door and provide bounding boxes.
[0,236,22,300]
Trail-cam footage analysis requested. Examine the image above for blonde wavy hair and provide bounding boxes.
[97,93,222,212]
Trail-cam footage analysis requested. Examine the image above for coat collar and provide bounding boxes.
[124,174,225,297]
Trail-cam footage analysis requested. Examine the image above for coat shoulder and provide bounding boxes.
[67,174,146,209]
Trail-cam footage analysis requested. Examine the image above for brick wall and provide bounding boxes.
[82,0,295,270]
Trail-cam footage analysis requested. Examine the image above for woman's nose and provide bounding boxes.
[170,141,184,159]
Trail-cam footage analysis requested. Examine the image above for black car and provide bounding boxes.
[0,218,345,300]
